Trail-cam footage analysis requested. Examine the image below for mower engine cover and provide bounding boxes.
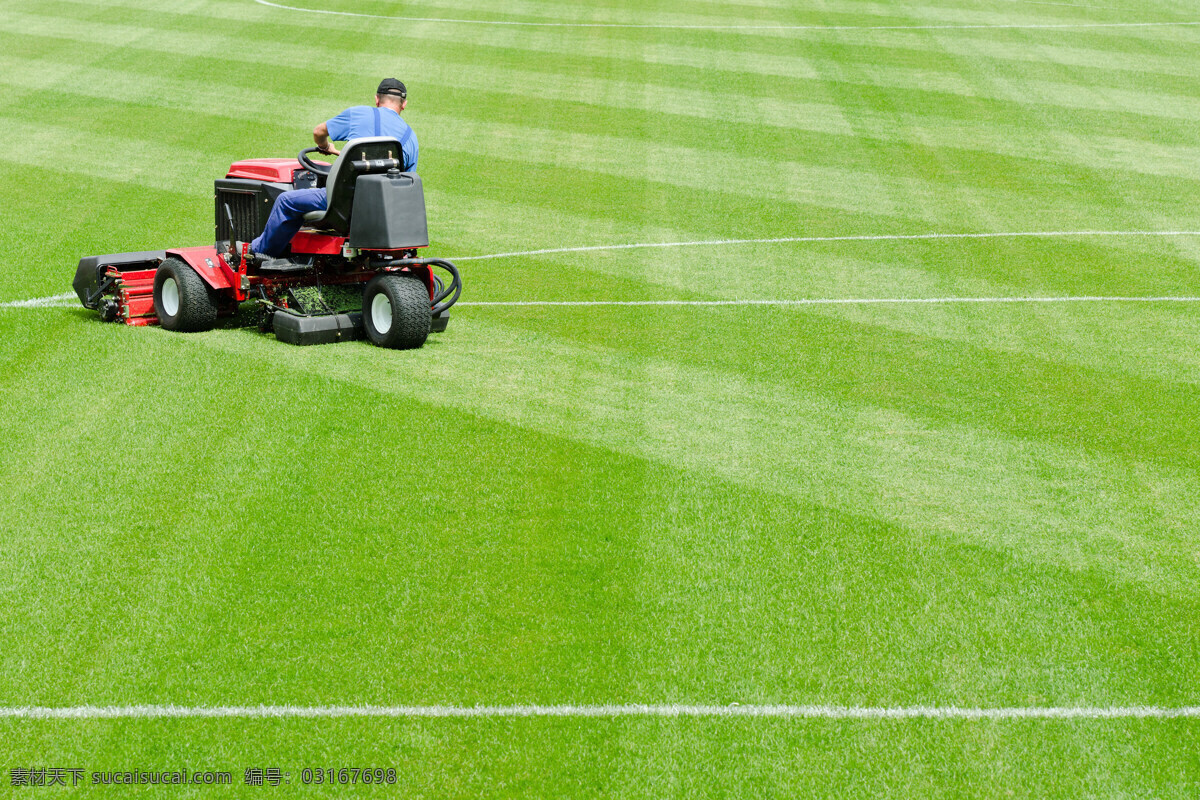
[348,172,429,250]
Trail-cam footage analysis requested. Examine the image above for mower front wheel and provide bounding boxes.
[154,258,217,332]
[362,273,430,349]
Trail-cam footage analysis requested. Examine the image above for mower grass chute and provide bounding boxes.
[73,136,461,349]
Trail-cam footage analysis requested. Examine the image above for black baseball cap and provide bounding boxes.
[377,78,407,99]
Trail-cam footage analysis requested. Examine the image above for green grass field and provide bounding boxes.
[2,0,1200,795]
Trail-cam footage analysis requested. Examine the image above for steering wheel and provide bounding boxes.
[298,147,334,176]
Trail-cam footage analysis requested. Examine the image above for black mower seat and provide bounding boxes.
[303,137,408,235]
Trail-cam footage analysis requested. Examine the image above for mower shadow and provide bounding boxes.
[215,303,447,351]
[63,303,444,351]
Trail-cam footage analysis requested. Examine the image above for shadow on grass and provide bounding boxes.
[213,303,450,351]
[62,302,448,353]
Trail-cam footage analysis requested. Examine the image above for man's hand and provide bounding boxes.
[318,145,341,157]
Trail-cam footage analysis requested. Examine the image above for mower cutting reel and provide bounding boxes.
[73,136,461,349]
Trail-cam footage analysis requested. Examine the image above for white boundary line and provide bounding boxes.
[11,296,1200,311]
[449,230,1200,262]
[3,703,1200,720]
[9,230,1199,310]
[1019,1,1110,8]
[462,296,1200,307]
[0,292,76,308]
[253,0,1200,31]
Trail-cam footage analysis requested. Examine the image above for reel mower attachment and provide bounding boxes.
[73,251,167,326]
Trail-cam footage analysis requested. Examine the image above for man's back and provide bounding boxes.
[325,106,418,171]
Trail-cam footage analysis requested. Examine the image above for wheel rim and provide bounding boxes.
[371,292,393,334]
[162,277,180,317]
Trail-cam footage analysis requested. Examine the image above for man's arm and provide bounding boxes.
[312,122,340,157]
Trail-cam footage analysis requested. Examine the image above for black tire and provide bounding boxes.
[362,273,431,349]
[153,257,217,332]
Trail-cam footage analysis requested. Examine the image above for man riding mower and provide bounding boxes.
[73,81,459,349]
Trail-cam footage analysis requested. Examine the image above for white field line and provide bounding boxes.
[1018,1,1110,7]
[3,703,1200,720]
[253,0,1200,31]
[0,292,76,308]
[10,230,1200,310]
[449,230,1200,262]
[12,296,1200,311]
[1023,1,1112,7]
[462,296,1200,307]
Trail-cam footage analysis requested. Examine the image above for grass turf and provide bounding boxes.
[1,0,1199,795]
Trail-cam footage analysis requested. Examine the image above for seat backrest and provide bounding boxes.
[313,137,407,234]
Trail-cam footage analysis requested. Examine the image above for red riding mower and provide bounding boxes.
[73,137,460,348]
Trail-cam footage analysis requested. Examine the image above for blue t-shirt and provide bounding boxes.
[325,106,418,171]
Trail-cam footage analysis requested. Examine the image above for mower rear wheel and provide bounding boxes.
[154,258,217,332]
[362,273,430,349]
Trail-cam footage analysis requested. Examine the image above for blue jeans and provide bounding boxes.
[250,188,329,257]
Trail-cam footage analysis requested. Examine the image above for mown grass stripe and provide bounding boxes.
[351,0,1179,31]
[3,314,1198,722]
[5,703,1200,719]
[12,58,1199,207]
[450,230,1200,260]
[11,295,1200,310]
[21,2,1200,90]
[273,0,866,28]
[10,7,1200,139]
[7,14,1190,230]
[2,113,1189,301]
[63,0,1200,59]
[459,297,1200,306]
[252,0,1200,33]
[0,111,973,230]
[235,0,1200,48]
[914,33,1200,78]
[3,111,1190,310]
[191,320,1200,593]
[423,120,1185,228]
[6,44,1200,186]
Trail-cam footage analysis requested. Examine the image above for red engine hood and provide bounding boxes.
[226,158,304,182]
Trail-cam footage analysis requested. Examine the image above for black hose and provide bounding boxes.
[428,259,461,315]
